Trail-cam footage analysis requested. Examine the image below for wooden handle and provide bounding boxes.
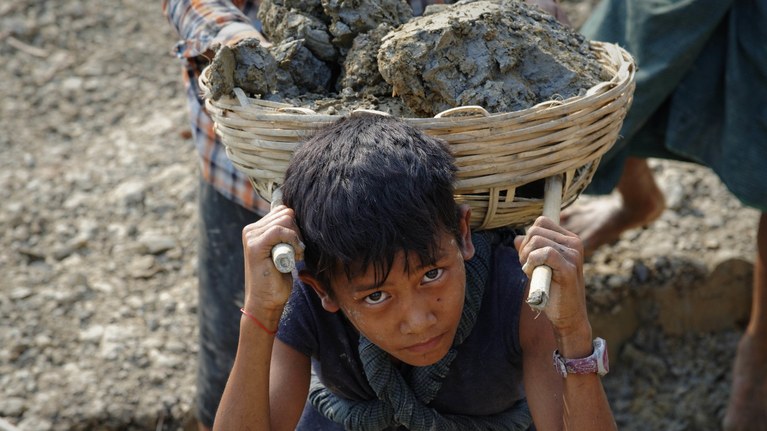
[270,188,296,274]
[526,175,564,311]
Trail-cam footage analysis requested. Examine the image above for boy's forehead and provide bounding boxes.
[333,232,458,287]
[336,250,410,287]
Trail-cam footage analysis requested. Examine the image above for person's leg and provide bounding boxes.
[560,157,666,256]
[195,179,260,431]
[723,212,767,431]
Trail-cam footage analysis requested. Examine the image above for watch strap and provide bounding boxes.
[553,337,609,377]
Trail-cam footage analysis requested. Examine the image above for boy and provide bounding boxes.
[163,2,570,429]
[214,113,616,430]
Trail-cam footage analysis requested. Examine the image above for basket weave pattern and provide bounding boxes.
[201,41,636,230]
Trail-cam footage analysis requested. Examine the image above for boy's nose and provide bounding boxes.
[399,298,437,334]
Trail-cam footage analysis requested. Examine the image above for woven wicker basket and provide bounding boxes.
[200,41,635,230]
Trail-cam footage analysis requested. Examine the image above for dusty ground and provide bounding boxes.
[0,1,759,430]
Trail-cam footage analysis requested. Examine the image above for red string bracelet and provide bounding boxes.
[240,308,278,336]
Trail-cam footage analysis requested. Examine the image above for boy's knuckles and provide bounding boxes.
[528,245,554,266]
[561,235,583,251]
[526,234,554,252]
[242,223,258,236]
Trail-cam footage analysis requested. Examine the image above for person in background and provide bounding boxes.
[559,1,767,430]
[162,1,569,429]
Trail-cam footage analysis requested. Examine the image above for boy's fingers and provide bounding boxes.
[524,244,567,271]
[513,235,525,252]
[518,236,580,277]
[243,216,304,261]
[262,204,292,222]
[530,215,574,236]
[526,222,583,254]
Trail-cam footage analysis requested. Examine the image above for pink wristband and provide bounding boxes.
[240,308,278,336]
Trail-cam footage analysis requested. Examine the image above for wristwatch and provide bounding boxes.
[552,337,609,378]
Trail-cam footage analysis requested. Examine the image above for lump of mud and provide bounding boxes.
[258,1,338,62]
[322,0,413,51]
[338,23,396,97]
[207,0,412,100]
[257,0,411,59]
[377,0,608,116]
[206,39,279,100]
[271,38,334,97]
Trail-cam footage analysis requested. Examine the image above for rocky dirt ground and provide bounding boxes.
[0,1,760,430]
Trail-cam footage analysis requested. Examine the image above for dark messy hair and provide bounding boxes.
[281,113,461,291]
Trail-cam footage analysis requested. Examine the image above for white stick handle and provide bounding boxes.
[270,188,296,274]
[526,175,564,311]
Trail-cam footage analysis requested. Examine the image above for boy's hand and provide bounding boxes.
[241,205,304,314]
[513,217,589,340]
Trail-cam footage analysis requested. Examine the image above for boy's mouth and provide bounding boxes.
[403,332,446,354]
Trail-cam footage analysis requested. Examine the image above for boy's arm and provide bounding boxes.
[215,320,310,430]
[519,296,563,430]
[516,217,617,431]
[214,205,309,430]
[270,340,312,428]
[520,292,615,431]
[161,0,269,60]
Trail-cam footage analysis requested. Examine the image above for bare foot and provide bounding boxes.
[723,333,767,431]
[560,192,664,256]
[561,158,665,256]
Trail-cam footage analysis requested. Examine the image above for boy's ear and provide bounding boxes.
[458,204,475,261]
[298,270,340,313]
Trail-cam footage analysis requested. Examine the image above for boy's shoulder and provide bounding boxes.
[481,227,521,248]
[467,230,529,357]
[278,274,359,357]
[481,227,523,272]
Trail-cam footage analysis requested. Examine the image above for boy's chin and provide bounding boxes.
[401,354,447,367]
[392,340,452,367]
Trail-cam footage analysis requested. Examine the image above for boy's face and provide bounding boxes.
[301,207,475,367]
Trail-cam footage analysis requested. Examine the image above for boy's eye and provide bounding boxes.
[423,268,443,283]
[364,291,390,305]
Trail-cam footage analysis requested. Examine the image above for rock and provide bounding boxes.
[9,287,33,300]
[0,397,26,417]
[138,232,176,255]
[112,179,146,207]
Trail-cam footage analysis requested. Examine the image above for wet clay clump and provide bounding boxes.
[378,0,609,116]
[207,0,608,117]
[207,0,411,101]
